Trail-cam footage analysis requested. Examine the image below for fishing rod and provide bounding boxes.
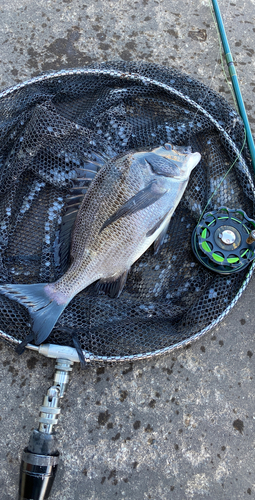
[211,0,255,173]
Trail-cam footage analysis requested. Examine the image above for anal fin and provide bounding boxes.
[96,270,129,299]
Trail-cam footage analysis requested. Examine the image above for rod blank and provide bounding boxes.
[211,0,255,173]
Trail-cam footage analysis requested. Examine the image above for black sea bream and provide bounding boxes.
[0,144,201,345]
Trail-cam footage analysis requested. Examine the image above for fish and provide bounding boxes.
[0,143,201,346]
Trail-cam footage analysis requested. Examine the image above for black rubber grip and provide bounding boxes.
[19,450,59,500]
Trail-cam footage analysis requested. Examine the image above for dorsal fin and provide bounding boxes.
[54,152,108,271]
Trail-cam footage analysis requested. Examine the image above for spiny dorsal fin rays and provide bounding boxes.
[56,152,109,271]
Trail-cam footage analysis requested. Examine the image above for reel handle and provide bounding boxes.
[246,229,255,245]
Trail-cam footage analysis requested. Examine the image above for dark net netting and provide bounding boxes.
[0,62,254,361]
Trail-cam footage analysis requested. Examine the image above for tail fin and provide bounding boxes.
[0,283,68,345]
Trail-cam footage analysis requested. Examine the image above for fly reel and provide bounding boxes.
[192,207,255,274]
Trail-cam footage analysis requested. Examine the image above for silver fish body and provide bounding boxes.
[0,144,201,345]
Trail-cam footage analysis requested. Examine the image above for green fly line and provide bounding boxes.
[196,128,247,226]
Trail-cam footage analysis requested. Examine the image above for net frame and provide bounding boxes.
[0,62,254,363]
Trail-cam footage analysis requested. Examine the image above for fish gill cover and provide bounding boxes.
[0,61,254,361]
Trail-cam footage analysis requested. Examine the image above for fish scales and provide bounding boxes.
[0,144,201,347]
[58,154,167,296]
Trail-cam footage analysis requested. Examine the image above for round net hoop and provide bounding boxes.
[0,62,254,362]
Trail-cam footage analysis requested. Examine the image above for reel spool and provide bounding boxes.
[192,207,255,274]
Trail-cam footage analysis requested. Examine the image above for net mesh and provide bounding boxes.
[0,61,254,360]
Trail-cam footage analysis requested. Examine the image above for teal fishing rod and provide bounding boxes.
[211,0,255,173]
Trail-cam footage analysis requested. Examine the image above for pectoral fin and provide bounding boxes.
[100,181,167,232]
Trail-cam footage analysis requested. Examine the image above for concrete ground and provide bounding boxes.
[0,0,255,499]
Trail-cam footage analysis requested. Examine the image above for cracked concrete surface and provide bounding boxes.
[0,0,255,499]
